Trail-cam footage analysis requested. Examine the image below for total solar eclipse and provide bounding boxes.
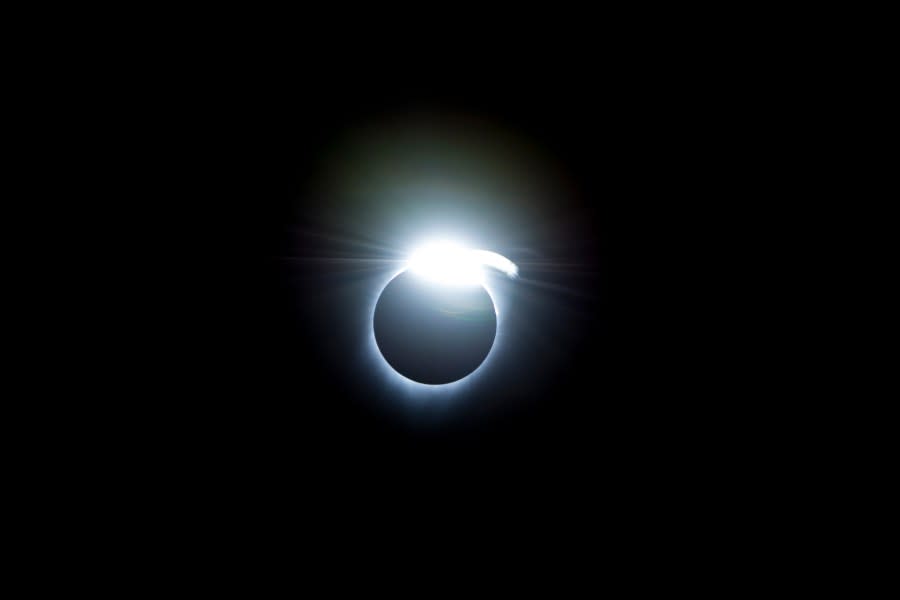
[373,241,518,385]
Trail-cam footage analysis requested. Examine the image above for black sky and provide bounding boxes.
[114,47,757,504]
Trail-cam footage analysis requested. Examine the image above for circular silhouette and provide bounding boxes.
[374,270,497,384]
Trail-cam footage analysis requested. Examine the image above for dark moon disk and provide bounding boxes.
[373,270,497,384]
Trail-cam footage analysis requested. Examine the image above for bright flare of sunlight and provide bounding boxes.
[407,240,518,286]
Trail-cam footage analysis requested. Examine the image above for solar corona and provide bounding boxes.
[373,240,518,385]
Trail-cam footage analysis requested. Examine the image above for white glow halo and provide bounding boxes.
[367,240,518,398]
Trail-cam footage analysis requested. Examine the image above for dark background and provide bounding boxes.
[29,16,841,574]
[120,50,753,506]
[25,13,823,570]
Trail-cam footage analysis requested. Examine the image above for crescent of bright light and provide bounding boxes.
[407,242,518,285]
[470,249,518,278]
